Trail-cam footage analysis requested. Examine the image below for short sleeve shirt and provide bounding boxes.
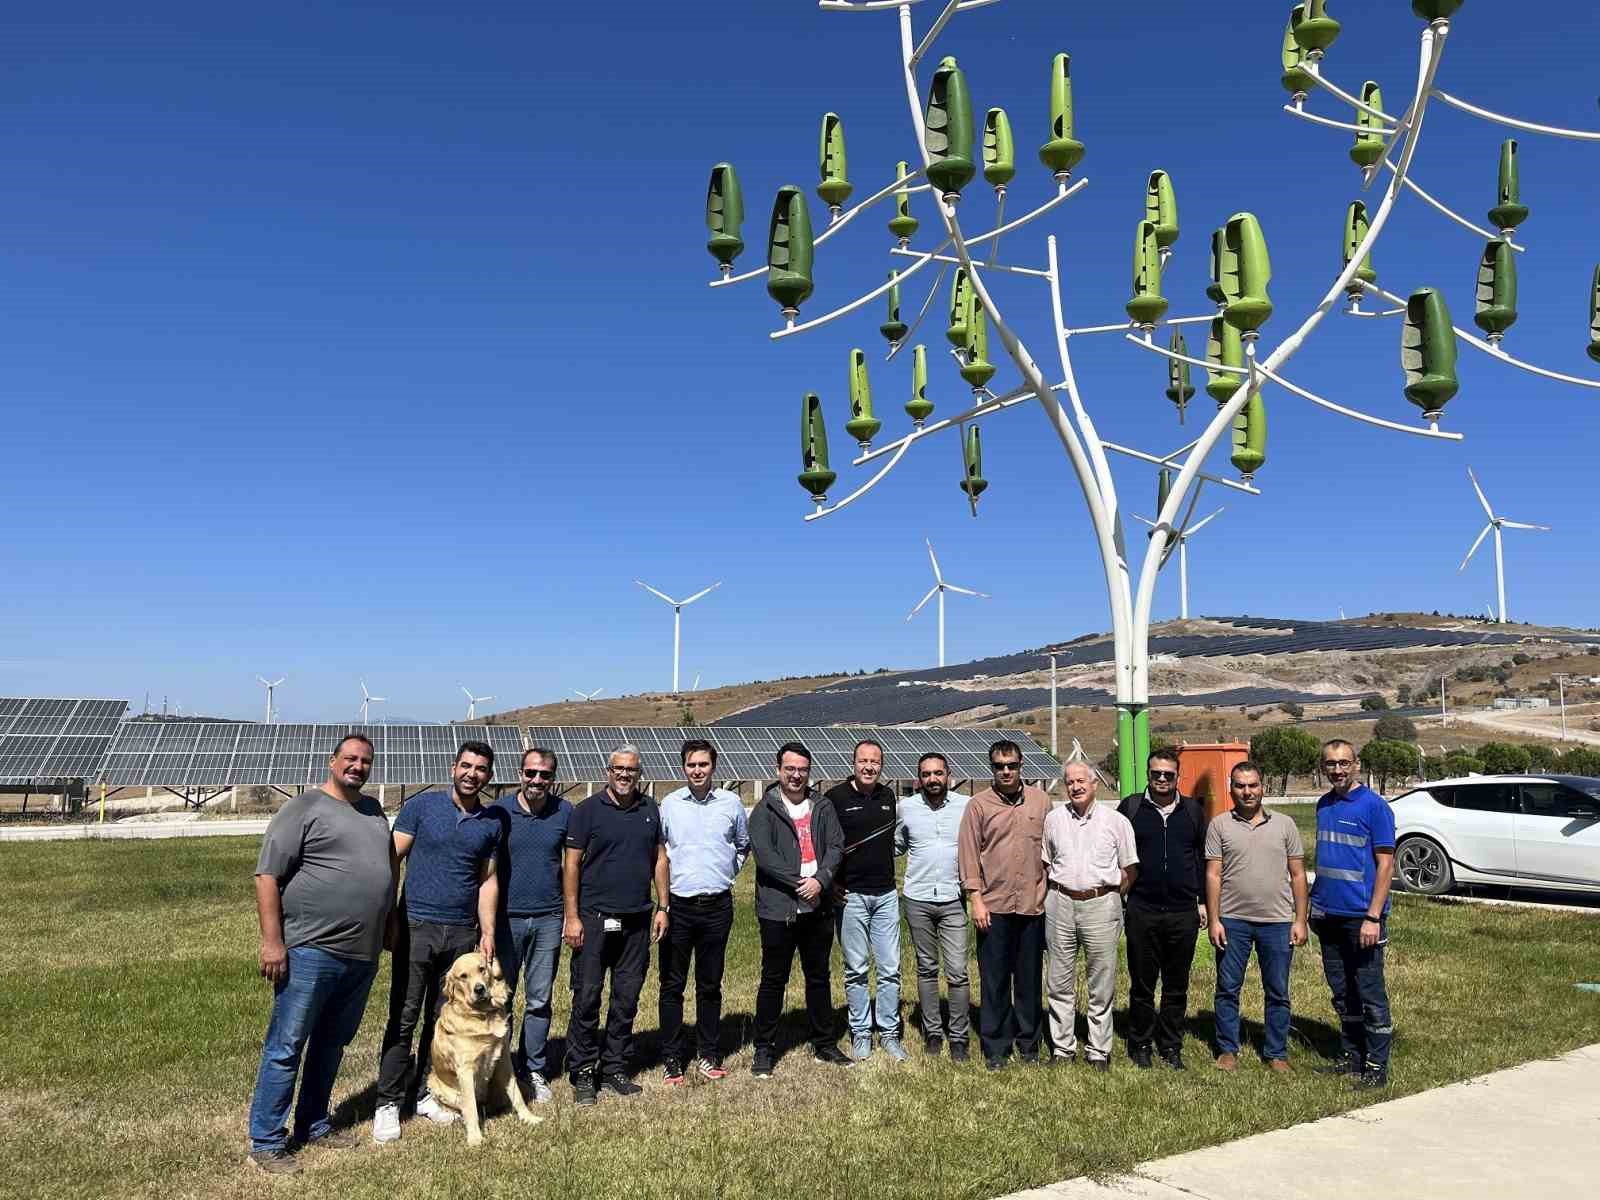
[394,790,507,927]
[1310,784,1396,918]
[1205,808,1304,922]
[1042,802,1138,892]
[566,790,663,914]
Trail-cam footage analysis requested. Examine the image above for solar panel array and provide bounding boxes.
[0,698,128,783]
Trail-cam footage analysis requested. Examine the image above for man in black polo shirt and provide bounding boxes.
[562,744,669,1106]
[1116,749,1207,1070]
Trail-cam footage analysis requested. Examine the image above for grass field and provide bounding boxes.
[4,833,1599,1200]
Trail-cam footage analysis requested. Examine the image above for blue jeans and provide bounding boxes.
[838,890,901,1038]
[1212,919,1293,1061]
[498,912,563,1079]
[1314,915,1393,1071]
[248,945,378,1152]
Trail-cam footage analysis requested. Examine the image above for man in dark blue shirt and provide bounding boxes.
[562,744,669,1106]
[492,746,571,1104]
[373,741,508,1144]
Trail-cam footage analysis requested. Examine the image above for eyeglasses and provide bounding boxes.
[608,765,640,775]
[522,768,555,779]
[1322,759,1356,770]
[1148,770,1178,781]
[780,766,810,775]
[990,761,1021,772]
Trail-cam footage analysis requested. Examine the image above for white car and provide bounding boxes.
[1390,774,1600,896]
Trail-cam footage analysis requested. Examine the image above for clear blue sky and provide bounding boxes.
[2,1,1596,722]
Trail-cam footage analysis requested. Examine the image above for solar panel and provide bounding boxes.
[0,698,131,782]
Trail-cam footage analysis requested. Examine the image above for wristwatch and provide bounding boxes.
[1362,914,1381,923]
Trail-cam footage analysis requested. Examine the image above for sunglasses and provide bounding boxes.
[522,768,555,779]
[1148,770,1178,781]
[990,761,1021,771]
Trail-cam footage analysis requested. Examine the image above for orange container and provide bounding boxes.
[1176,742,1250,819]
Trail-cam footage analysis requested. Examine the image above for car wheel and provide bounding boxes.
[1396,836,1454,896]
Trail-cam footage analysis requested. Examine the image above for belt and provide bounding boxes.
[1049,881,1117,901]
[672,890,732,906]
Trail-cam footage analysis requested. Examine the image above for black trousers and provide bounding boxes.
[754,910,835,1054]
[377,919,478,1106]
[1124,901,1200,1057]
[975,911,1045,1063]
[566,910,651,1081]
[657,892,734,1063]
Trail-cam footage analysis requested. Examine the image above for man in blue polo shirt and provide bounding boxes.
[373,741,508,1144]
[1309,738,1396,1090]
[492,746,571,1105]
[562,744,669,1106]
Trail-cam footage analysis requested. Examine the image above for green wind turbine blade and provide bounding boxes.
[960,424,988,500]
[1039,52,1086,179]
[1589,266,1600,364]
[925,57,976,200]
[907,344,935,427]
[1281,6,1315,97]
[1474,240,1518,340]
[818,113,852,212]
[1157,466,1172,514]
[1145,170,1179,249]
[1127,220,1169,328]
[1351,82,1386,168]
[889,160,920,245]
[1166,330,1195,423]
[1205,316,1245,406]
[766,185,815,317]
[1343,200,1377,296]
[1230,391,1268,481]
[1488,139,1530,233]
[1221,213,1273,335]
[983,108,1016,190]
[799,393,837,503]
[881,273,909,346]
[1401,287,1460,421]
[1292,0,1341,55]
[947,267,974,347]
[1207,226,1227,305]
[705,163,745,271]
[1413,1,1464,20]
[845,348,882,449]
[960,305,996,392]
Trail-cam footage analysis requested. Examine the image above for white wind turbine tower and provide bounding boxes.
[359,680,387,724]
[635,579,722,693]
[572,687,604,702]
[460,686,495,721]
[906,539,990,668]
[1458,467,1550,624]
[1133,507,1225,621]
[256,675,284,724]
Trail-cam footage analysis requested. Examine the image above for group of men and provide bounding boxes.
[244,731,1396,1176]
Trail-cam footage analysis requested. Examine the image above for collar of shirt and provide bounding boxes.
[512,791,555,818]
[1066,801,1098,823]
[605,788,643,810]
[448,793,491,823]
[1229,807,1271,827]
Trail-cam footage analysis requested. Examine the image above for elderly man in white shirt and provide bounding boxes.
[1042,761,1138,1070]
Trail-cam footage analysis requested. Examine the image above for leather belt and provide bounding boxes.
[672,890,732,906]
[1049,881,1117,901]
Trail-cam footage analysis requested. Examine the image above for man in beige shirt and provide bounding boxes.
[1042,762,1138,1071]
[957,739,1051,1070]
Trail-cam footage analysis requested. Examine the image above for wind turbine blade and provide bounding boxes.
[634,580,679,605]
[1458,523,1492,572]
[944,583,990,599]
[591,688,603,700]
[1498,520,1550,531]
[681,581,723,606]
[461,685,474,699]
[1466,467,1495,520]
[907,585,939,619]
[1131,513,1156,528]
[478,696,494,704]
[925,539,943,583]
[1185,507,1226,537]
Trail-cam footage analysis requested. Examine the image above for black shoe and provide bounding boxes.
[1088,1057,1111,1073]
[812,1043,854,1067]
[1018,1051,1041,1065]
[1160,1051,1186,1072]
[949,1041,970,1063]
[751,1049,776,1079]
[985,1056,1007,1072]
[600,1072,643,1098]
[572,1073,598,1106]
[1130,1045,1154,1070]
[925,1035,944,1058]
[662,1057,686,1086]
[1353,1067,1390,1090]
[247,1148,302,1176]
[1052,1052,1077,1066]
[1314,1055,1363,1077]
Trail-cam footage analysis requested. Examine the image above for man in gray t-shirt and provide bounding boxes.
[1203,760,1308,1073]
[247,735,395,1174]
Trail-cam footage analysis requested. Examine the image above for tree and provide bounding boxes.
[1523,743,1561,771]
[1360,695,1390,712]
[1278,701,1304,720]
[1372,713,1418,743]
[1476,741,1531,774]
[1396,684,1412,706]
[1558,747,1600,777]
[1442,751,1485,777]
[1250,726,1321,796]
[1360,740,1419,792]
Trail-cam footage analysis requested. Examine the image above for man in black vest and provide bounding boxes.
[1117,749,1207,1070]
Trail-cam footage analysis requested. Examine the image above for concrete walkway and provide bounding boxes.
[1003,1043,1600,1199]
[0,818,270,842]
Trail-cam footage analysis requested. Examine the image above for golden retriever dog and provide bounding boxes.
[425,952,542,1145]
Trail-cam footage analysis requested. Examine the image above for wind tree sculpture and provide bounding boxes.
[701,0,1599,792]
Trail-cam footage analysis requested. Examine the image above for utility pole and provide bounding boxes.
[1048,653,1058,757]
[1440,673,1448,728]
[1556,672,1572,741]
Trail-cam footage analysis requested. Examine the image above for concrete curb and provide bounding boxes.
[0,819,272,842]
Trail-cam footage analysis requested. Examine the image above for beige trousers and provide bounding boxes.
[1044,889,1123,1062]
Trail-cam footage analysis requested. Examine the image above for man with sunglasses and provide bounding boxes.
[1116,749,1207,1071]
[1309,738,1396,1090]
[958,739,1051,1070]
[491,748,571,1104]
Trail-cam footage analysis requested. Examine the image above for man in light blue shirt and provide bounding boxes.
[657,738,751,1084]
[895,751,972,1060]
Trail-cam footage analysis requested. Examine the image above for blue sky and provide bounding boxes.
[2,1,1597,722]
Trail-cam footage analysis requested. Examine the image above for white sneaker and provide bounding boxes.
[415,1093,459,1125]
[372,1103,401,1144]
[527,1072,554,1104]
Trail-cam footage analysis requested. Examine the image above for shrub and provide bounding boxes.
[1373,713,1418,743]
[1360,695,1390,712]
[1278,701,1305,719]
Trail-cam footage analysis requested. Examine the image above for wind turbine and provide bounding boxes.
[572,687,604,702]
[256,675,284,725]
[635,579,722,693]
[460,686,495,721]
[359,680,387,724]
[1133,507,1225,621]
[1458,467,1550,624]
[906,539,989,668]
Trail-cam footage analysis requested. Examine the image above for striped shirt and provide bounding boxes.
[1309,784,1396,918]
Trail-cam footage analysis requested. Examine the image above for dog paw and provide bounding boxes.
[466,1132,484,1147]
[516,1111,543,1125]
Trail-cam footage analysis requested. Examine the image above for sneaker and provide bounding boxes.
[1313,1054,1362,1077]
[880,1035,910,1063]
[527,1072,554,1104]
[751,1049,776,1079]
[1088,1057,1111,1074]
[662,1058,686,1086]
[415,1093,458,1125]
[371,1103,401,1144]
[303,1128,360,1150]
[924,1035,944,1058]
[1160,1051,1187,1072]
[1353,1067,1390,1090]
[851,1035,874,1063]
[1051,1051,1077,1066]
[948,1041,969,1063]
[600,1072,643,1098]
[984,1057,1007,1072]
[1130,1045,1154,1070]
[573,1073,599,1106]
[248,1148,301,1176]
[813,1043,854,1067]
[1017,1051,1041,1065]
[695,1058,728,1081]
[1214,1053,1238,1072]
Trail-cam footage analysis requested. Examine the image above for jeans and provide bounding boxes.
[1044,890,1122,1062]
[902,897,970,1043]
[498,911,563,1079]
[657,892,735,1063]
[248,945,378,1151]
[838,890,901,1039]
[1212,918,1293,1061]
[974,911,1044,1063]
[1125,901,1200,1057]
[1314,915,1393,1071]
[377,919,479,1107]
[566,910,651,1080]
[754,911,835,1054]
